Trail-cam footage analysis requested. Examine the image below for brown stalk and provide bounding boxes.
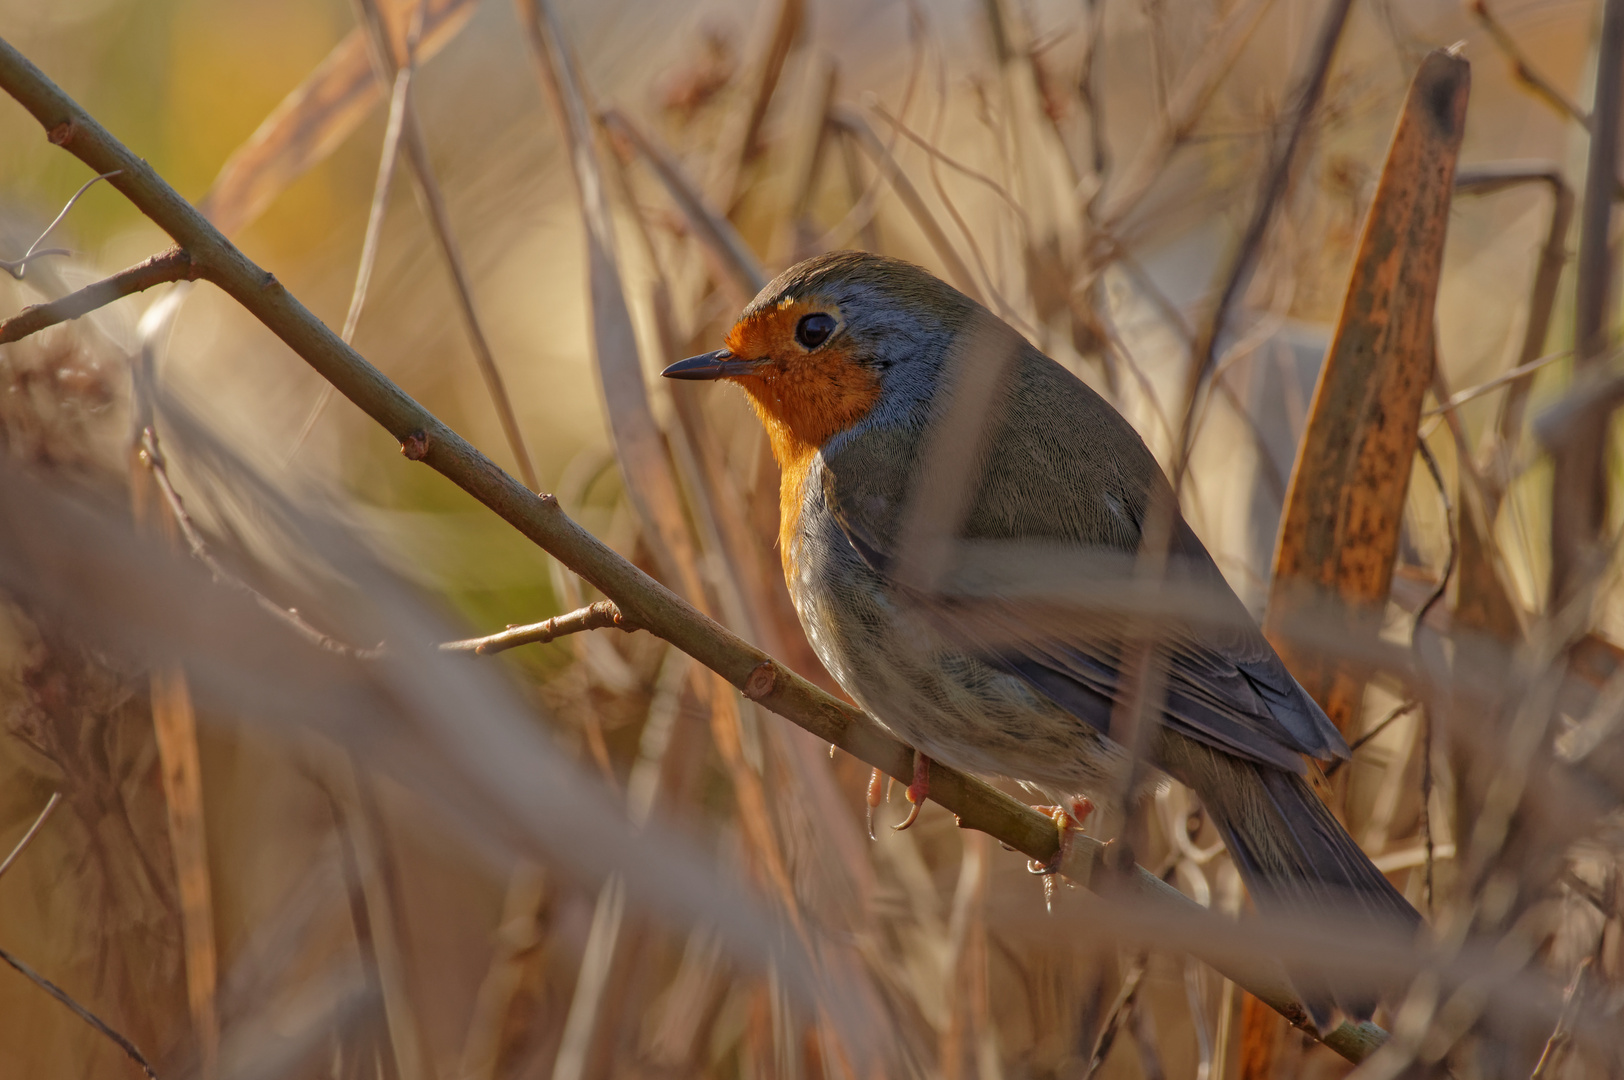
[1550,0,1624,605]
[353,0,540,493]
[0,35,1389,1062]
[0,246,196,344]
[1265,50,1470,736]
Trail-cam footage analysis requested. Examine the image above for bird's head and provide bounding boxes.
[661,251,973,459]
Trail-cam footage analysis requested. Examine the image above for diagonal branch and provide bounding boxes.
[0,34,1387,1063]
[0,246,196,344]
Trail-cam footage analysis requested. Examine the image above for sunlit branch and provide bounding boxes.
[0,246,195,344]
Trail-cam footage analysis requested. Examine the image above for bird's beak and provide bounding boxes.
[660,350,765,381]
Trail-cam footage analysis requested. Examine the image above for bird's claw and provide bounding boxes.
[891,750,931,832]
[1025,796,1094,911]
[864,767,884,841]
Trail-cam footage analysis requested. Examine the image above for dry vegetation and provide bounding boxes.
[0,1,1622,1078]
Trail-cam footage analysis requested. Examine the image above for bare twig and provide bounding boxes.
[599,107,767,301]
[1469,0,1590,129]
[137,426,382,659]
[0,945,160,1079]
[0,246,194,344]
[828,107,984,302]
[0,790,60,882]
[0,168,119,278]
[0,36,1392,1061]
[1423,349,1570,417]
[440,599,638,655]
[351,0,541,493]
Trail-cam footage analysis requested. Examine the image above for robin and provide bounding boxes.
[663,250,1419,1025]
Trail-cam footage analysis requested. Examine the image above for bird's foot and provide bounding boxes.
[892,750,931,832]
[1025,796,1093,912]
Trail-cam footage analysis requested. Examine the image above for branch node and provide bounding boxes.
[46,120,73,146]
[399,430,429,460]
[743,660,777,700]
[539,492,559,507]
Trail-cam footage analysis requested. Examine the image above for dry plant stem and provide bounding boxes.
[0,168,118,277]
[828,108,984,302]
[288,52,416,465]
[1551,0,1624,603]
[0,247,196,344]
[1470,0,1591,129]
[440,599,636,654]
[1452,164,1573,501]
[0,790,60,881]
[599,108,768,301]
[1177,0,1352,482]
[138,427,381,658]
[352,0,541,494]
[0,946,160,1079]
[0,37,1387,1063]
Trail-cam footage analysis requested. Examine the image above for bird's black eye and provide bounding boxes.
[795,312,836,349]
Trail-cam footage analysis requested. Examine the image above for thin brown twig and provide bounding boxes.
[0,38,1391,1061]
[0,247,196,344]
[138,426,381,659]
[0,168,119,278]
[0,945,160,1079]
[0,790,60,882]
[1469,0,1590,129]
[829,108,984,302]
[440,599,639,655]
[351,0,541,493]
[599,108,767,300]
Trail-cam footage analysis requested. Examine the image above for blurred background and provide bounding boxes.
[0,0,1619,1078]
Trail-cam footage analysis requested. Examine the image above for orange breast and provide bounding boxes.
[723,308,880,584]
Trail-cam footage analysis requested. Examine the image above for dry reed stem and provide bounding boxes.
[0,33,1396,1063]
[287,33,418,466]
[198,0,476,237]
[1550,0,1624,604]
[1470,0,1592,129]
[353,0,540,494]
[1265,50,1469,736]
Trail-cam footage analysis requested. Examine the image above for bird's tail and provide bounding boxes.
[1165,738,1421,1028]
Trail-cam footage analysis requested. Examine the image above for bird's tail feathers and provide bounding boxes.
[1167,739,1421,1030]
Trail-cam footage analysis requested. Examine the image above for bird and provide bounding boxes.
[662,250,1420,1026]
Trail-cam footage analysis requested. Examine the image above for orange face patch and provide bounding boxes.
[721,297,881,577]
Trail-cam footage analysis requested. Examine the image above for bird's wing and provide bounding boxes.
[819,348,1347,773]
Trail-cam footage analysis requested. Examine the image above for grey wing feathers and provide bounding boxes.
[821,344,1348,772]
